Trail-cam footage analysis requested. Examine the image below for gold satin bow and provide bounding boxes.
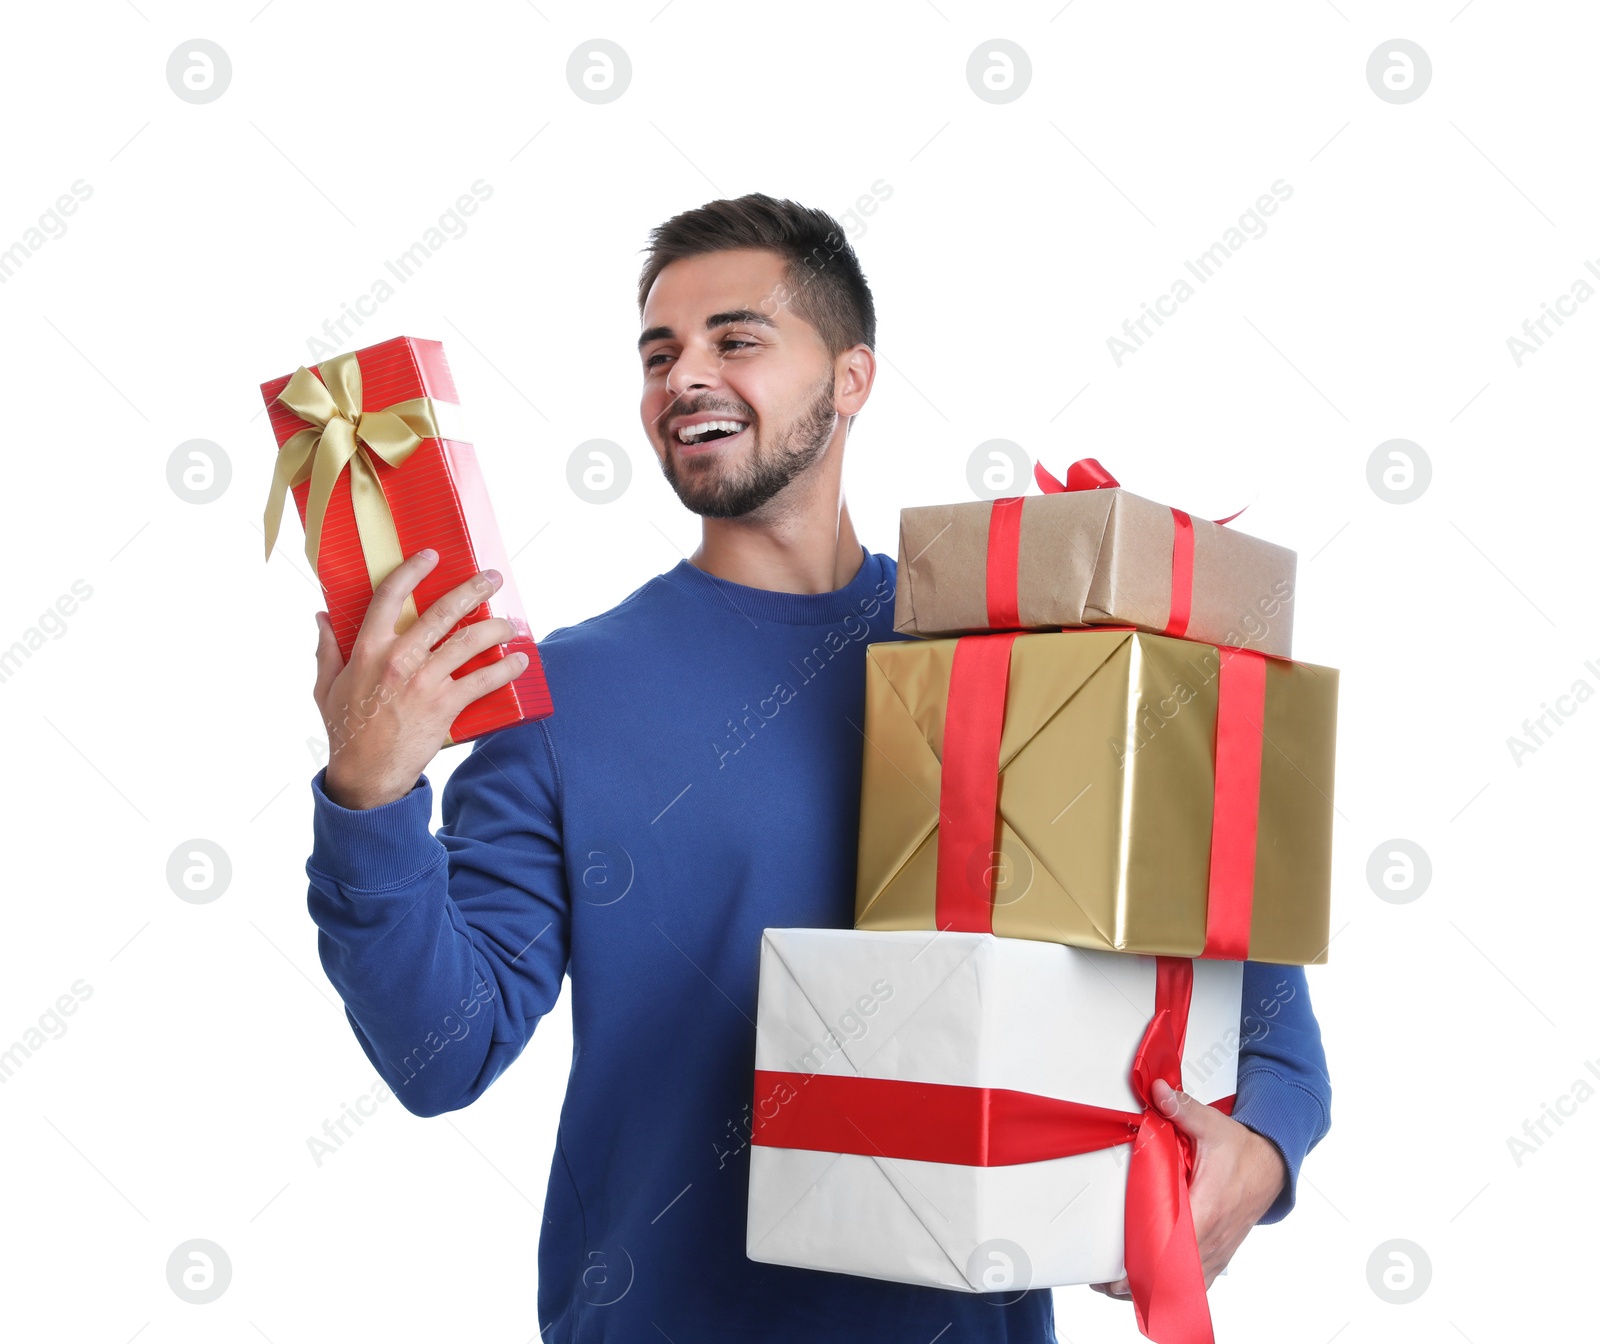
[262,351,463,635]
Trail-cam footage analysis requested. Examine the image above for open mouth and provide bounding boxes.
[674,419,749,453]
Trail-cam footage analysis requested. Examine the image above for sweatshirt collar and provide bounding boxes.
[662,544,889,626]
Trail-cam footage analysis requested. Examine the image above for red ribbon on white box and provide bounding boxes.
[752,956,1229,1344]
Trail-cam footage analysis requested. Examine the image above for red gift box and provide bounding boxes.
[261,335,552,747]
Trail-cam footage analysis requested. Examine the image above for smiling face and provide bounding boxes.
[638,247,844,520]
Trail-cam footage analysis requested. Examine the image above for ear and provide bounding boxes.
[835,344,875,417]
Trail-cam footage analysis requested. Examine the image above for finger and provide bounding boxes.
[312,611,344,704]
[1152,1078,1226,1143]
[425,615,519,684]
[404,565,505,664]
[1090,1278,1131,1298]
[359,549,441,656]
[446,647,530,715]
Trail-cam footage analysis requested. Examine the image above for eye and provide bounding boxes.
[644,336,755,370]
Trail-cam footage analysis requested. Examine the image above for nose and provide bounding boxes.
[665,340,723,398]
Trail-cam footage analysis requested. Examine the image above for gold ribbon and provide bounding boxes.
[262,350,466,636]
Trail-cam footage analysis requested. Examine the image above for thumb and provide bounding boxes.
[1151,1078,1223,1142]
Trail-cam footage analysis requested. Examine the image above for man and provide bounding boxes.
[305,193,1331,1342]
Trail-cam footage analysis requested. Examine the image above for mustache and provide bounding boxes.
[654,402,753,434]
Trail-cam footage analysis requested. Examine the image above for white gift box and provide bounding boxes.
[746,928,1243,1293]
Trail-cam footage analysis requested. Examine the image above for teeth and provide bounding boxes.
[677,419,747,443]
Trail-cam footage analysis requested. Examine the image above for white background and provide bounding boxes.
[0,2,1591,1341]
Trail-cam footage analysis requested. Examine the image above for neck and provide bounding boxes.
[686,431,863,594]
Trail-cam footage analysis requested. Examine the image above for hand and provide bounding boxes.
[314,549,527,810]
[1089,1077,1287,1301]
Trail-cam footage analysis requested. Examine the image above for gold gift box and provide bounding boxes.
[853,629,1339,964]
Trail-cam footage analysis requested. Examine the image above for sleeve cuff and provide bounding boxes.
[308,765,443,890]
[1229,1065,1332,1225]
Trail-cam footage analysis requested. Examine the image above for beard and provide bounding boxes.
[659,371,836,519]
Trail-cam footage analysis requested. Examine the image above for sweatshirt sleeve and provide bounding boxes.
[1227,962,1332,1225]
[304,717,571,1118]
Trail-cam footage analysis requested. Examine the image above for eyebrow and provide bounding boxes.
[637,308,778,351]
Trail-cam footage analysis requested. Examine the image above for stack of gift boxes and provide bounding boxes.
[745,459,1338,1340]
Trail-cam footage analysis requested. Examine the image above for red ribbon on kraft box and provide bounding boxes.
[983,457,1246,638]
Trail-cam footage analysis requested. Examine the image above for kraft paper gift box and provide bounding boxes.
[746,927,1242,1318]
[261,335,552,748]
[892,457,1297,658]
[854,628,1338,965]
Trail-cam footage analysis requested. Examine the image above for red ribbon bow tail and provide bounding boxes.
[1125,1117,1214,1344]
[1122,958,1214,1344]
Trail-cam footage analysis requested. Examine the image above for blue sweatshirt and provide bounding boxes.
[305,544,1332,1343]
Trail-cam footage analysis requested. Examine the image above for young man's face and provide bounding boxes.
[638,247,841,520]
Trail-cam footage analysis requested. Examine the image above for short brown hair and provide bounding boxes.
[636,193,876,358]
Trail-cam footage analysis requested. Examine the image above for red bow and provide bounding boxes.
[1036,456,1123,494]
